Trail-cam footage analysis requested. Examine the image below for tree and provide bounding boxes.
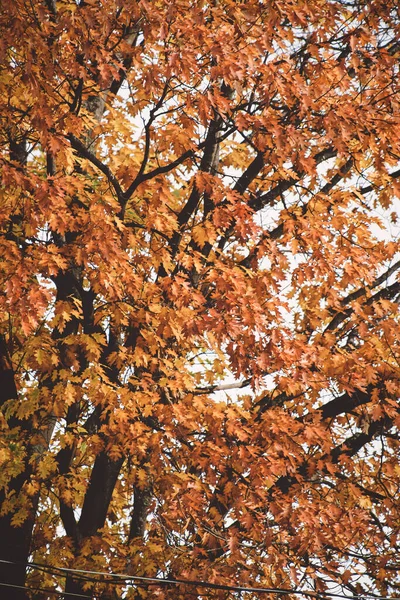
[0,0,400,598]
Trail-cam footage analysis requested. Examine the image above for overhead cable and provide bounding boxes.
[0,559,398,600]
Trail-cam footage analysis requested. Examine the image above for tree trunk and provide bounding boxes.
[0,341,33,599]
[0,490,36,600]
[63,574,90,600]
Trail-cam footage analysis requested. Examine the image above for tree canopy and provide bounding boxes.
[1,0,400,598]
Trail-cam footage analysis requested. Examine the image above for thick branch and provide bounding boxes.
[68,135,124,201]
[273,416,389,495]
[248,146,337,212]
[128,487,152,541]
[359,167,400,195]
[325,279,400,333]
[78,452,125,538]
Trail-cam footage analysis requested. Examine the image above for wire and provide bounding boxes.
[21,560,103,586]
[0,581,92,598]
[1,559,399,600]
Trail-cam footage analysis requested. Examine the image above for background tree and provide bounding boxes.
[1,0,400,598]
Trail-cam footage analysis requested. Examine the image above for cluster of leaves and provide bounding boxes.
[0,0,400,598]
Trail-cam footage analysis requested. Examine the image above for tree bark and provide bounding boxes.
[0,337,32,599]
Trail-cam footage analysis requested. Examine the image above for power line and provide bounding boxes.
[0,581,92,598]
[1,559,399,600]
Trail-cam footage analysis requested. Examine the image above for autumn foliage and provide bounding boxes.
[1,0,400,598]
